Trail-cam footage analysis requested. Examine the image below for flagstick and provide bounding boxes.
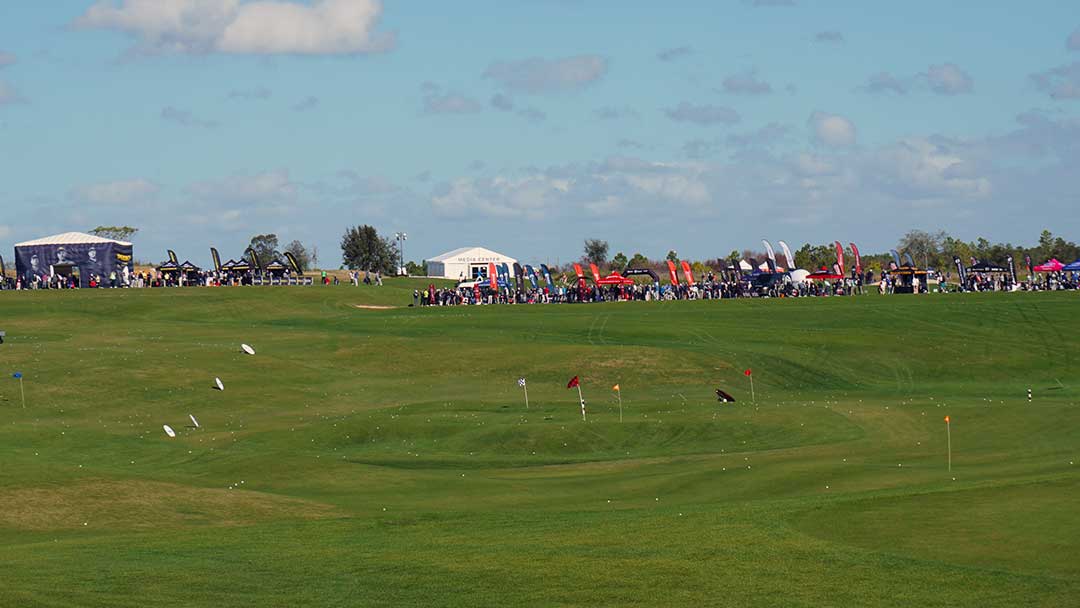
[617,391,623,423]
[577,384,586,421]
[749,375,755,403]
[19,377,25,408]
[523,383,529,409]
[946,419,952,472]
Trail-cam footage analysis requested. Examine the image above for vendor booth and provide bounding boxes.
[14,232,133,288]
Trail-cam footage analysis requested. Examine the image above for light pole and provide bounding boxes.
[394,232,407,276]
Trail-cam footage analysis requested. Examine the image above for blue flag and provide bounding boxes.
[13,372,22,379]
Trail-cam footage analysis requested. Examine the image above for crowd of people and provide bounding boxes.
[407,265,1080,307]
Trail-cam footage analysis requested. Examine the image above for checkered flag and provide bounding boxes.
[518,377,526,387]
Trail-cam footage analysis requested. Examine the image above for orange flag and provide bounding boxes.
[612,384,620,392]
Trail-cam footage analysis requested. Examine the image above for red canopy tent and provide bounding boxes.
[806,267,843,281]
[1033,259,1064,272]
[596,272,635,286]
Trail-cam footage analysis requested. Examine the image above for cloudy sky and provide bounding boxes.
[1,0,1078,267]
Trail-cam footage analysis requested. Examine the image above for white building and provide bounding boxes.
[426,246,517,281]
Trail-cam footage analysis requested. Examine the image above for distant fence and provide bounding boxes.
[252,277,314,286]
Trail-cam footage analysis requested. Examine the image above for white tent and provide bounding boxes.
[14,232,133,248]
[426,246,517,280]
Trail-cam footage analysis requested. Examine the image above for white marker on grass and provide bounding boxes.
[189,414,200,428]
[215,378,224,391]
[241,344,256,356]
[163,425,176,438]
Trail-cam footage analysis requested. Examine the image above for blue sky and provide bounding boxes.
[1,0,1078,268]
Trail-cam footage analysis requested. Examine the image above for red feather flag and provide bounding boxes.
[567,376,580,389]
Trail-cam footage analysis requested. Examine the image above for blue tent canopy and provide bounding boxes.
[1062,259,1080,272]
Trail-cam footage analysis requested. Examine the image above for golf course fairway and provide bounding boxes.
[0,283,1076,607]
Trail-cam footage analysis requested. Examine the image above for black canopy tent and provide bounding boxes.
[179,260,201,281]
[265,259,288,276]
[888,265,928,294]
[156,260,181,274]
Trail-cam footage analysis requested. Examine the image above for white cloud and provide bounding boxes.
[161,106,218,128]
[72,179,160,205]
[722,69,772,95]
[431,157,711,219]
[665,102,740,125]
[924,63,973,95]
[292,96,320,111]
[861,63,973,96]
[657,46,693,62]
[483,55,608,94]
[187,169,297,205]
[1030,62,1080,100]
[421,83,482,114]
[808,111,856,147]
[74,0,394,56]
[0,81,22,105]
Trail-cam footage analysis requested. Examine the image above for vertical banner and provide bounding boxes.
[778,240,796,271]
[284,251,303,274]
[488,262,498,289]
[0,254,6,281]
[889,250,902,271]
[539,264,554,290]
[589,263,602,283]
[513,262,525,291]
[1006,255,1017,285]
[1024,255,1033,281]
[499,263,511,288]
[680,260,696,285]
[247,248,261,271]
[524,265,539,289]
[167,249,178,264]
[573,263,585,280]
[666,260,679,285]
[954,256,966,287]
[210,247,223,272]
[762,240,778,272]
[850,243,862,275]
[903,252,916,268]
[833,241,845,273]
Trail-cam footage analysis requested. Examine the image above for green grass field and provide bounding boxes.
[0,283,1077,607]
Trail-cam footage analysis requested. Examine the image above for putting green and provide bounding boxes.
[0,284,1076,606]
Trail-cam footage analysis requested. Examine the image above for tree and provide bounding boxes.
[611,252,628,270]
[583,239,609,266]
[405,260,427,276]
[247,234,279,270]
[666,250,679,262]
[283,240,315,272]
[89,226,138,241]
[341,225,397,273]
[897,229,947,269]
[627,253,650,269]
[794,243,834,270]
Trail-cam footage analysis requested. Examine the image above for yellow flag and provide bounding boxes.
[612,384,620,392]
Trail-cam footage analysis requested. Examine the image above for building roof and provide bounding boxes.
[428,246,515,263]
[14,231,133,247]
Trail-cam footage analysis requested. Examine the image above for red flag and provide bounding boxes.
[589,263,602,283]
[488,263,498,289]
[680,260,696,285]
[744,369,752,377]
[834,241,845,273]
[573,263,585,279]
[850,242,862,275]
[567,376,580,389]
[666,260,679,285]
